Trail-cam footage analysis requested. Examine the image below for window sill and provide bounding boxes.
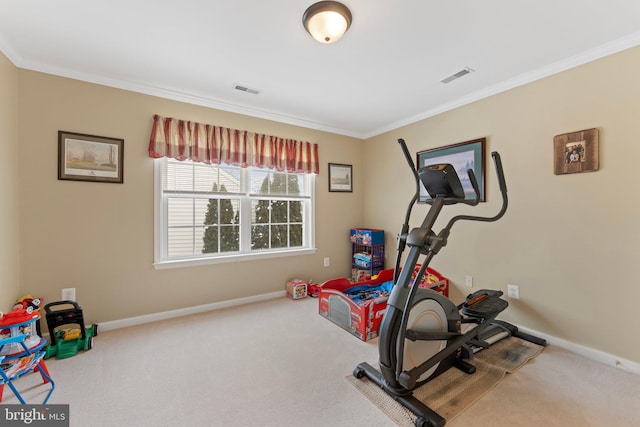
[153,247,318,270]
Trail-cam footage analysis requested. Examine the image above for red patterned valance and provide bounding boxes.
[148,115,319,174]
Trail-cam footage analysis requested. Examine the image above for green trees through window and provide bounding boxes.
[202,184,240,253]
[251,173,303,250]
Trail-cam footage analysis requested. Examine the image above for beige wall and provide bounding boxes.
[17,71,364,324]
[0,52,20,310]
[7,44,640,364]
[364,46,640,363]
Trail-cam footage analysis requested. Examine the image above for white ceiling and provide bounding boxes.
[2,1,640,139]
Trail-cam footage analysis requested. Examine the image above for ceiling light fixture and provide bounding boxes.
[303,1,352,44]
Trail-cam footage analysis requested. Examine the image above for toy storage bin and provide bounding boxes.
[350,228,384,245]
[352,244,385,269]
[350,228,385,280]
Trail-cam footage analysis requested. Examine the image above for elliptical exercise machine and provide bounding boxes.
[353,139,546,427]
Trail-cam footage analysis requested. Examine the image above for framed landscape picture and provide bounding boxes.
[328,163,352,192]
[58,131,124,183]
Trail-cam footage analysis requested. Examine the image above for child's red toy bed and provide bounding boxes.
[318,267,448,341]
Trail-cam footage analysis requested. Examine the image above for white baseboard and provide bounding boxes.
[518,325,640,376]
[97,290,285,332]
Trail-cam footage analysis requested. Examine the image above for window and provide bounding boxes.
[154,158,315,268]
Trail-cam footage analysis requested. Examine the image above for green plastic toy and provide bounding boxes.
[44,324,98,359]
[43,301,98,360]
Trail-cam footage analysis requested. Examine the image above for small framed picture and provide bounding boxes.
[58,131,124,183]
[328,163,352,192]
[553,128,599,175]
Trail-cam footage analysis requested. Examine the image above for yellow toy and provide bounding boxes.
[62,329,81,341]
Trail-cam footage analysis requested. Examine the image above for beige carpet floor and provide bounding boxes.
[3,297,640,426]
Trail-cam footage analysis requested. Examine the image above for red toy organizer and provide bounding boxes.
[0,310,54,403]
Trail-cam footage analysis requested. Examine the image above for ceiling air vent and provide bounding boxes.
[440,67,474,84]
[233,84,261,95]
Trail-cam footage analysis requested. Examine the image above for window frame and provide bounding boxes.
[153,159,316,270]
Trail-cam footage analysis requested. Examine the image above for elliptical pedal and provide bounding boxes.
[461,290,508,319]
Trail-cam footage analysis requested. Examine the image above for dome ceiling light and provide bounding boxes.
[303,1,352,44]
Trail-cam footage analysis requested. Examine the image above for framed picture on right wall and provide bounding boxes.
[553,128,599,175]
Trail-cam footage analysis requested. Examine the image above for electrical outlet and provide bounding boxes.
[323,257,330,267]
[465,275,473,288]
[62,288,76,301]
[507,284,520,300]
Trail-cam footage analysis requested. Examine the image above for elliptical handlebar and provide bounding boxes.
[397,138,421,221]
[493,150,508,194]
[445,151,509,229]
[460,168,480,206]
[397,138,419,181]
[394,139,422,280]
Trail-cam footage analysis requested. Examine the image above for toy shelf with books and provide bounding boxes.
[350,228,384,282]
